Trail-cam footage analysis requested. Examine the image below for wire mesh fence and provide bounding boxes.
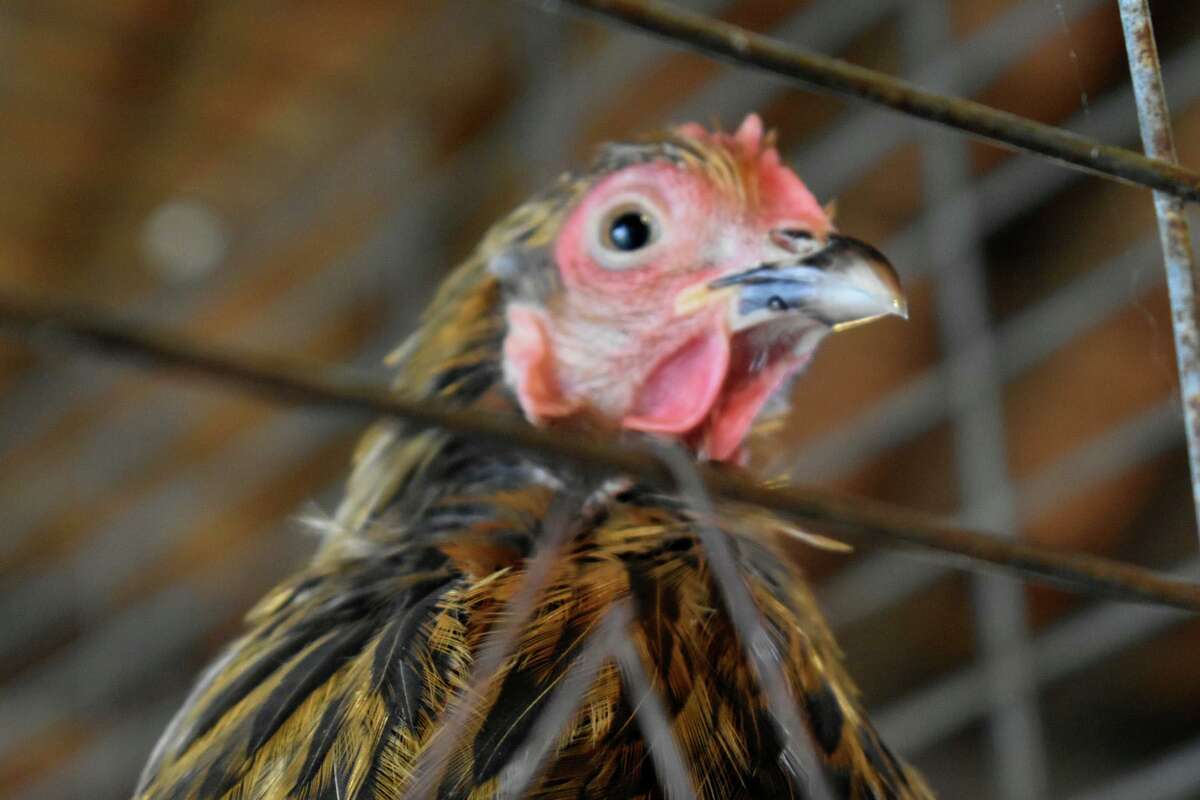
[1,1,1198,797]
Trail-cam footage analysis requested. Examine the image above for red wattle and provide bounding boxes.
[623,329,730,434]
[703,353,808,462]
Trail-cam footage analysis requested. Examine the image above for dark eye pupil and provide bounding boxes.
[609,212,651,251]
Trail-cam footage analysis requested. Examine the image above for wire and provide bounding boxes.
[545,0,1200,202]
[2,291,1199,613]
[1118,0,1200,539]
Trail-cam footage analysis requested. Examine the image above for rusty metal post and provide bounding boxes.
[1118,0,1200,537]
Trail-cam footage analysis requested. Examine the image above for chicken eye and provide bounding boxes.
[599,203,659,258]
[607,211,653,251]
[590,200,664,271]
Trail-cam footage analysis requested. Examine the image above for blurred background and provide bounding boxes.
[1,0,1199,797]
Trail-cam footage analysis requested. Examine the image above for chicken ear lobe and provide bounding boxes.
[503,306,577,423]
[623,328,729,435]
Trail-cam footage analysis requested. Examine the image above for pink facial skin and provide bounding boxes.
[502,114,832,462]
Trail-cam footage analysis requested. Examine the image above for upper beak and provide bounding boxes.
[699,234,907,333]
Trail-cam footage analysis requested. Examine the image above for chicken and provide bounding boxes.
[135,115,928,799]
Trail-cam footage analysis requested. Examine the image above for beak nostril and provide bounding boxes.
[769,227,816,254]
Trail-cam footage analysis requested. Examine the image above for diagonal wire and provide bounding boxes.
[2,293,1200,612]
[666,0,907,124]
[793,0,1107,198]
[793,35,1200,481]
[406,492,581,799]
[876,557,1200,754]
[653,443,835,800]
[822,396,1183,630]
[612,630,699,800]
[545,0,1200,201]
[497,599,635,799]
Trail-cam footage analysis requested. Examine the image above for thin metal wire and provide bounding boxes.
[4,292,1200,612]
[1118,0,1200,538]
[668,0,907,125]
[781,38,1200,482]
[612,633,699,800]
[548,0,1200,201]
[654,443,835,800]
[498,600,634,798]
[794,0,1106,198]
[876,558,1200,754]
[823,396,1182,629]
[406,495,580,799]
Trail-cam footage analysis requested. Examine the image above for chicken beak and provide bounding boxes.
[679,234,906,333]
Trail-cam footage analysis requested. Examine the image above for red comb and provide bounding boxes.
[674,114,829,231]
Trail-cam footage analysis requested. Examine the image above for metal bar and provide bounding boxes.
[547,0,1200,201]
[786,32,1200,482]
[902,4,1046,796]
[406,495,581,799]
[655,444,835,800]
[2,295,1199,614]
[1118,0,1200,537]
[667,0,907,124]
[875,558,1199,754]
[795,0,1106,198]
[823,397,1182,628]
[498,601,633,798]
[613,630,698,800]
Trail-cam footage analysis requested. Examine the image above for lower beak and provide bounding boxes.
[692,235,907,333]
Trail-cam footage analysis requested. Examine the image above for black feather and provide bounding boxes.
[246,621,376,754]
[804,681,845,755]
[470,618,583,785]
[179,632,314,754]
[372,578,453,723]
[291,691,349,792]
